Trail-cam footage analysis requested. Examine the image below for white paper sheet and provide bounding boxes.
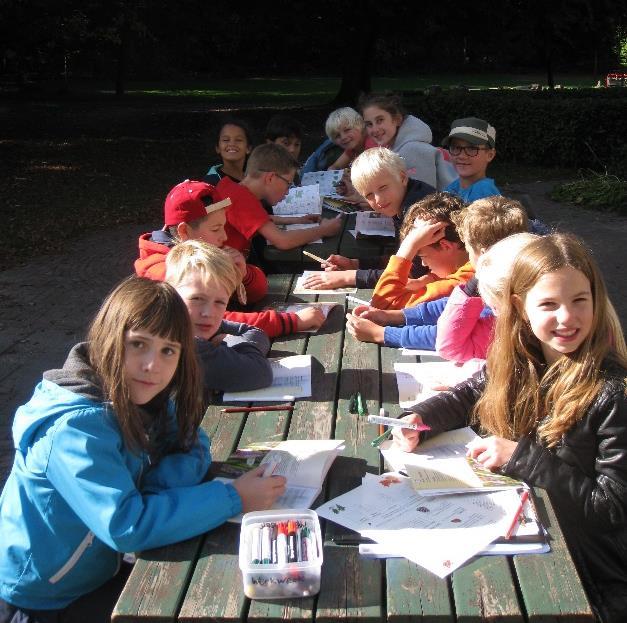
[272,184,323,216]
[301,170,345,198]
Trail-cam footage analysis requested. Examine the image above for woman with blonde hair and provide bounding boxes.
[393,233,627,622]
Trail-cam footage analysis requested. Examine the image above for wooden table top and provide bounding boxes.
[112,273,594,623]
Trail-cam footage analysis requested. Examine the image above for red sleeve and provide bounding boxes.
[217,177,270,253]
[224,310,298,338]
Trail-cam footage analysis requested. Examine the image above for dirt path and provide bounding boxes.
[0,184,625,483]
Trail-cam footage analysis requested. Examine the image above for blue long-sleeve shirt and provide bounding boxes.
[383,296,449,349]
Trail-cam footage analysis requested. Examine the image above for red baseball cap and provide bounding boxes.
[163,179,231,226]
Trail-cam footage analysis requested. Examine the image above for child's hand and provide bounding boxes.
[405,274,437,292]
[318,217,343,237]
[222,246,247,279]
[302,213,321,223]
[355,307,404,326]
[345,312,385,344]
[391,412,424,452]
[232,465,287,513]
[295,307,326,331]
[466,436,518,471]
[322,254,358,271]
[302,270,354,290]
[397,219,446,261]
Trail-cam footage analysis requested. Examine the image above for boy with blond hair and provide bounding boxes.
[347,196,529,350]
[165,240,272,399]
[302,147,435,291]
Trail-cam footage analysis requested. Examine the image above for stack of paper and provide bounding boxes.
[316,472,540,577]
[273,185,323,216]
[222,355,312,402]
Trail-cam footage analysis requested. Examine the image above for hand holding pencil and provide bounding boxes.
[390,411,425,453]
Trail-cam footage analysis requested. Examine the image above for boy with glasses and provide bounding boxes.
[442,117,499,202]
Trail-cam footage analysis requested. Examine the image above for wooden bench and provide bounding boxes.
[112,273,595,623]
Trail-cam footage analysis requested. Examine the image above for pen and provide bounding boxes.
[504,489,530,540]
[356,391,367,417]
[366,414,431,431]
[370,428,393,447]
[302,250,326,263]
[346,295,371,307]
[220,403,294,413]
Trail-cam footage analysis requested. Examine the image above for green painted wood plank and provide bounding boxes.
[513,488,595,621]
[315,546,384,623]
[386,557,454,623]
[177,523,245,623]
[452,555,523,622]
[112,537,205,623]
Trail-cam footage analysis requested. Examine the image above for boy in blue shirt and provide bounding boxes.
[442,117,499,202]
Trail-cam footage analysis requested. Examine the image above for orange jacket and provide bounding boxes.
[370,255,475,310]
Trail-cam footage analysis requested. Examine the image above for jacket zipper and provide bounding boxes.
[49,531,95,584]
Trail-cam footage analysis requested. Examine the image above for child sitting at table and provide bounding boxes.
[392,233,627,623]
[165,240,273,399]
[135,179,325,337]
[369,192,474,310]
[347,196,529,349]
[302,147,436,291]
[302,107,370,174]
[205,118,254,185]
[0,276,286,623]
[359,92,457,190]
[264,114,304,162]
[216,143,342,256]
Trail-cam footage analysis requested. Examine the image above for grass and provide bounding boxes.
[550,171,627,214]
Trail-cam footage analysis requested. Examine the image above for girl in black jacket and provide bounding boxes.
[393,233,627,623]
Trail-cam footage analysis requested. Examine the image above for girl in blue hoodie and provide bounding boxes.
[0,276,285,623]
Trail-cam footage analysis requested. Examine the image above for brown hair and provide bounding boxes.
[399,192,466,245]
[245,143,299,178]
[87,276,204,455]
[475,233,627,447]
[450,196,529,252]
[358,92,407,120]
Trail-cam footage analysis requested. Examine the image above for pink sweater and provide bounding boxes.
[435,286,495,363]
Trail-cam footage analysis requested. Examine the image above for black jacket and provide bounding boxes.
[412,362,627,621]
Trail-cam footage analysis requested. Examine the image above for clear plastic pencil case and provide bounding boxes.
[239,508,323,599]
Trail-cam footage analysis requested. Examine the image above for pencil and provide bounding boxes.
[370,428,393,447]
[504,489,530,540]
[220,404,294,413]
[302,250,326,264]
[346,295,371,307]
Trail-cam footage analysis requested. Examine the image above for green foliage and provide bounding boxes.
[403,88,627,176]
[550,172,627,214]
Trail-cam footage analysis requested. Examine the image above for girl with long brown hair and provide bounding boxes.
[0,276,285,623]
[392,233,627,622]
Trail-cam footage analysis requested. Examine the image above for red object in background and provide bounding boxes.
[605,70,627,87]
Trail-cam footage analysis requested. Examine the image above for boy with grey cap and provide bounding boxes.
[443,117,499,202]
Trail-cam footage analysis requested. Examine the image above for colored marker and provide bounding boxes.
[370,428,393,447]
[287,520,298,563]
[261,523,272,564]
[301,524,314,562]
[276,522,288,565]
[250,525,262,564]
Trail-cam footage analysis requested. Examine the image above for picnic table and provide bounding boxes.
[112,273,595,623]
[263,208,398,273]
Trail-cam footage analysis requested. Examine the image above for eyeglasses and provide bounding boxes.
[448,145,491,157]
[260,170,293,187]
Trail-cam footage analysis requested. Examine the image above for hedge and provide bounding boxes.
[402,89,627,176]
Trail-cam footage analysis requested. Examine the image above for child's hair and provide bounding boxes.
[357,92,407,120]
[265,114,303,141]
[350,147,406,196]
[214,117,254,148]
[87,276,203,455]
[165,239,241,296]
[475,233,627,447]
[245,143,299,177]
[476,232,539,309]
[324,107,365,141]
[450,196,529,252]
[399,192,466,245]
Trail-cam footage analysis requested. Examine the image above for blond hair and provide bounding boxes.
[350,147,406,196]
[165,240,241,296]
[87,276,203,455]
[450,196,529,252]
[475,233,627,447]
[325,107,365,141]
[476,233,539,309]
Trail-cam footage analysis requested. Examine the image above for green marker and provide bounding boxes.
[370,428,393,447]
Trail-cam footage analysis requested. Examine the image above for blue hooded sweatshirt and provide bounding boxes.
[0,343,241,610]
